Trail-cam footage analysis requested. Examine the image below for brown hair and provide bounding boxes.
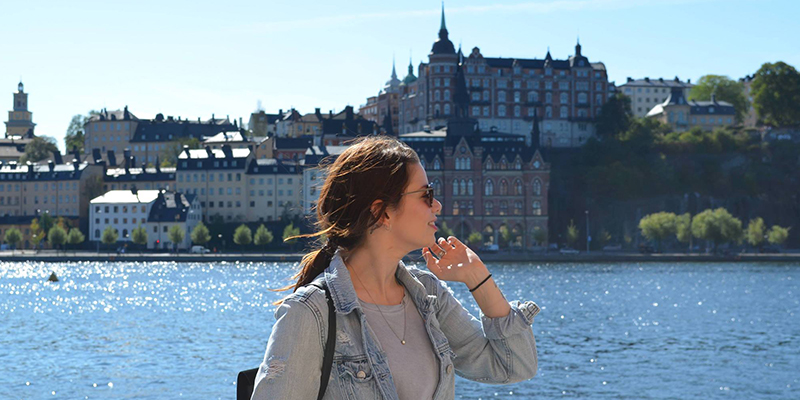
[273,135,420,303]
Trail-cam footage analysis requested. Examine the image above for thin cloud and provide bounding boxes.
[232,0,714,34]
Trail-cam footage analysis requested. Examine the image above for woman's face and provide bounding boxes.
[389,162,442,252]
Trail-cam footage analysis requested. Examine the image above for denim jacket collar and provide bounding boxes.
[322,247,438,315]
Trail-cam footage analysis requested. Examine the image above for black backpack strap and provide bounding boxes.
[309,281,336,400]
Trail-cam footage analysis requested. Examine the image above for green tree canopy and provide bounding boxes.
[131,225,148,247]
[101,226,118,246]
[191,222,211,245]
[751,61,800,127]
[690,208,743,251]
[532,227,548,246]
[4,227,22,251]
[566,220,579,248]
[467,231,483,248]
[254,224,273,247]
[767,225,790,246]
[234,224,252,247]
[689,75,749,122]
[676,213,692,244]
[639,212,677,250]
[29,218,44,247]
[20,136,59,164]
[596,93,633,139]
[745,217,766,248]
[64,111,97,154]
[47,226,67,250]
[168,225,185,249]
[67,228,85,248]
[435,221,455,240]
[282,223,300,245]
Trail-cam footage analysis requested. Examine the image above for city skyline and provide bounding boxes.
[1,0,796,151]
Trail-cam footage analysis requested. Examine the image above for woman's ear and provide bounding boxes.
[369,200,392,226]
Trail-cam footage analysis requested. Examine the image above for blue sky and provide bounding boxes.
[1,0,796,151]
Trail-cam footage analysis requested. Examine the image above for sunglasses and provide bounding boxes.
[400,183,435,208]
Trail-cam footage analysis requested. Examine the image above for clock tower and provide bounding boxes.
[5,81,36,138]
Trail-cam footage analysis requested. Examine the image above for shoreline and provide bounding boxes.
[2,250,799,263]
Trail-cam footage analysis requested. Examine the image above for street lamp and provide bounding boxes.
[585,210,590,254]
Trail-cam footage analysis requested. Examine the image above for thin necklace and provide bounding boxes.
[346,259,407,345]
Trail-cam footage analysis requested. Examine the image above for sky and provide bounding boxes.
[1,0,797,151]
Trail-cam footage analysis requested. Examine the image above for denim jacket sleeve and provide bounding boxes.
[251,291,326,400]
[430,276,540,384]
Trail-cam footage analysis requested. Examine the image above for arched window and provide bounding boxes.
[94,229,100,238]
[485,179,494,196]
[444,104,451,115]
[498,105,506,117]
[528,91,539,102]
[514,106,521,117]
[546,92,552,104]
[514,159,522,170]
[499,179,508,195]
[472,92,480,101]
[560,106,568,118]
[467,158,472,169]
[434,105,441,117]
[468,179,474,195]
[434,91,441,101]
[483,90,489,101]
[453,201,460,215]
[455,158,462,170]
[460,179,466,195]
[545,106,553,118]
[532,201,542,215]
[514,92,520,102]
[485,159,493,170]
[498,91,506,102]
[452,179,459,196]
[560,93,568,103]
[433,179,442,196]
[484,201,494,215]
[578,93,588,103]
[433,158,441,170]
[514,179,523,195]
[514,201,523,215]
[499,201,508,215]
[444,90,451,101]
[533,179,542,196]
[499,159,507,170]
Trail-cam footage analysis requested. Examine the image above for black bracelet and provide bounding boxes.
[469,273,493,293]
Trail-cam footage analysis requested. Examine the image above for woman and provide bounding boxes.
[252,135,540,400]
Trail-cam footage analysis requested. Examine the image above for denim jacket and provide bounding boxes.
[251,248,540,400]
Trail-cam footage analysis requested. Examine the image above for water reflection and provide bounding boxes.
[1,261,798,399]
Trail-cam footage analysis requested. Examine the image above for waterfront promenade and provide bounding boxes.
[2,249,799,263]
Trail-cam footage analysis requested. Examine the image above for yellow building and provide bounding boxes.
[5,82,35,138]
[647,88,735,131]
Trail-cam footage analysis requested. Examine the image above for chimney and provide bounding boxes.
[345,106,354,120]
[687,78,691,84]
[222,144,233,158]
[47,160,55,172]
[627,77,633,82]
[123,148,131,167]
[279,109,283,117]
[175,192,182,206]
[130,155,136,167]
[315,108,322,120]
[107,150,117,166]
[72,159,79,171]
[92,148,103,164]
[205,145,214,158]
[71,145,80,162]
[52,150,63,165]
[644,77,650,82]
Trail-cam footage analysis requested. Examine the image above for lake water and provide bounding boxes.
[1,260,798,399]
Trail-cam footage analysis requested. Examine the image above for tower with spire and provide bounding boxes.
[5,81,36,138]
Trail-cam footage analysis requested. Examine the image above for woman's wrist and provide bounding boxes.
[463,263,490,289]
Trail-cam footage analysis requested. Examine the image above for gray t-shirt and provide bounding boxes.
[360,289,439,400]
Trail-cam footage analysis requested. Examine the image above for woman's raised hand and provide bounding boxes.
[422,236,490,289]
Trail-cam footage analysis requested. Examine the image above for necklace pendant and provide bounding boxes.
[401,340,406,345]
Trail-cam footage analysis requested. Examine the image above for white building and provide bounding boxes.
[301,145,348,215]
[617,76,694,118]
[90,189,201,250]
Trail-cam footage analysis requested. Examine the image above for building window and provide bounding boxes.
[560,107,568,118]
[484,201,493,215]
[533,179,542,196]
[499,201,508,215]
[498,105,506,117]
[532,201,542,215]
[485,179,494,196]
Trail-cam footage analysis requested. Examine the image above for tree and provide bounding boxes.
[282,223,300,251]
[745,217,766,249]
[234,224,252,251]
[29,218,44,249]
[101,226,118,249]
[767,225,790,246]
[39,214,55,237]
[168,225,185,252]
[691,208,743,252]
[191,222,211,246]
[498,225,512,249]
[47,226,67,254]
[639,212,677,251]
[4,228,22,255]
[689,75,749,122]
[254,224,274,251]
[436,221,455,240]
[675,213,692,252]
[65,114,86,154]
[566,219,579,248]
[597,229,612,248]
[467,231,483,248]
[131,225,148,252]
[67,228,85,254]
[596,93,633,138]
[20,136,59,164]
[751,62,800,127]
[161,137,201,168]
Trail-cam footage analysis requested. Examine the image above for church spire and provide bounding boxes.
[391,55,397,80]
[440,2,447,31]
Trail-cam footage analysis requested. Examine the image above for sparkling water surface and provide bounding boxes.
[1,260,798,399]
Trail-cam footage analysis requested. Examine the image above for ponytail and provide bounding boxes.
[271,239,338,305]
